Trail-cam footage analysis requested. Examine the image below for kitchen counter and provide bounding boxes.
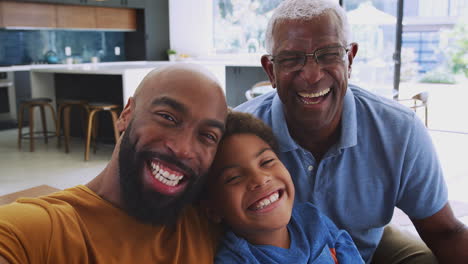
[22,60,266,132]
[0,59,262,73]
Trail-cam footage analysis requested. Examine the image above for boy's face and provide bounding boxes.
[208,133,295,240]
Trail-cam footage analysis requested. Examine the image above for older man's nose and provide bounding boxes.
[299,57,324,84]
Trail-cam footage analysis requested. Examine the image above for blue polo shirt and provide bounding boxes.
[235,84,448,263]
[215,203,364,264]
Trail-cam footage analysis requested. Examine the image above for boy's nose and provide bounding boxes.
[248,171,271,191]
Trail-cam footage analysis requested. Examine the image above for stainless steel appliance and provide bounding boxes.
[0,72,17,122]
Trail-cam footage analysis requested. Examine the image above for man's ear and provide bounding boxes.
[117,97,134,132]
[347,42,359,79]
[261,55,277,88]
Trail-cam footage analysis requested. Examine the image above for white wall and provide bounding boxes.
[169,0,213,58]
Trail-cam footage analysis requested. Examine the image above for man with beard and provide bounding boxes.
[0,64,228,264]
[236,0,468,263]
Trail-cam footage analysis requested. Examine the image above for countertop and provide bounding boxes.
[0,59,263,74]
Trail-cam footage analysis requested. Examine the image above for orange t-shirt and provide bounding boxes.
[0,185,220,264]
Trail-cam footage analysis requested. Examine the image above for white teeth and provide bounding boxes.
[254,192,280,210]
[298,87,331,98]
[150,161,183,187]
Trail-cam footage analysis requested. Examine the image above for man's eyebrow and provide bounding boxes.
[151,97,187,114]
[203,120,225,134]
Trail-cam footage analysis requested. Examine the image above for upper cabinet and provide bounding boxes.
[57,5,96,29]
[0,1,57,28]
[0,1,136,30]
[24,0,146,8]
[95,7,136,30]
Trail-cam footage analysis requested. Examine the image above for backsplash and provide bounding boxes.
[0,30,125,66]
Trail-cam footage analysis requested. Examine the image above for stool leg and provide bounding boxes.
[39,105,48,144]
[92,112,99,154]
[80,106,89,137]
[17,104,25,149]
[110,110,120,143]
[48,103,58,136]
[57,104,64,148]
[85,110,97,161]
[64,106,71,153]
[29,105,35,152]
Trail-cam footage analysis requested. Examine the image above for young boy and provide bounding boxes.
[205,111,364,263]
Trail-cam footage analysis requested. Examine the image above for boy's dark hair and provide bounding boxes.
[223,110,279,156]
[198,110,280,203]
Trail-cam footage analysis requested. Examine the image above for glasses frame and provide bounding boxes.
[270,45,351,72]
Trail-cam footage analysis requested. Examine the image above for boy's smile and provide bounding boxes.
[208,133,295,246]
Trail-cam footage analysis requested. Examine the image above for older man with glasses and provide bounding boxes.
[236,0,468,263]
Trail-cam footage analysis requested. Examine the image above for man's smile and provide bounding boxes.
[144,159,191,196]
[297,87,331,105]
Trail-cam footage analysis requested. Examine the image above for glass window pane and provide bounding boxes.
[344,0,397,98]
[401,0,468,134]
[212,0,282,54]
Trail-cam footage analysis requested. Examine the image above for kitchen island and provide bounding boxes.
[22,60,267,132]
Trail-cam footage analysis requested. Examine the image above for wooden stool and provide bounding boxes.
[17,98,57,152]
[85,102,121,161]
[56,100,89,153]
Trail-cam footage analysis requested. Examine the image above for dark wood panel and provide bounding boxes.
[95,7,136,30]
[57,5,96,29]
[0,1,57,28]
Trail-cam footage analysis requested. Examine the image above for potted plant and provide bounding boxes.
[167,49,177,62]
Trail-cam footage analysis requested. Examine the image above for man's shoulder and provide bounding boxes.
[349,85,417,130]
[0,200,53,226]
[0,186,92,227]
[234,91,276,116]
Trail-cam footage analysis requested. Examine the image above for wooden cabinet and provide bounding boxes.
[95,7,136,30]
[57,5,96,28]
[63,0,145,8]
[0,1,57,28]
[0,1,136,30]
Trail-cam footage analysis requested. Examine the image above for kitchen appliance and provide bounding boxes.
[0,72,17,122]
[44,50,59,64]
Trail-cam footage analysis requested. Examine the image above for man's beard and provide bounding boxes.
[118,122,206,226]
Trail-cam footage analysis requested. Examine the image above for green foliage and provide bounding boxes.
[419,68,456,84]
[443,19,468,77]
[218,0,233,19]
[166,49,177,55]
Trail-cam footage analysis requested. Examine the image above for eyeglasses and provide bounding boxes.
[270,45,350,73]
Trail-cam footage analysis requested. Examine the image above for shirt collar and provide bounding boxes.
[271,94,299,152]
[270,86,357,153]
[339,86,357,150]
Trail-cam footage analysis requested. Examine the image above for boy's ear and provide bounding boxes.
[201,199,223,224]
[117,97,134,132]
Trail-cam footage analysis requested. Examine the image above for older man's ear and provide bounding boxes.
[261,55,277,89]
